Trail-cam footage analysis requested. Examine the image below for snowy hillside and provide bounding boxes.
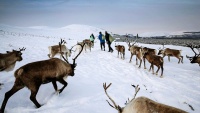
[0,24,199,113]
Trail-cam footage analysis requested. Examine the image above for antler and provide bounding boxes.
[59,39,69,63]
[103,83,122,111]
[72,42,85,65]
[129,84,140,102]
[186,44,199,56]
[19,47,26,51]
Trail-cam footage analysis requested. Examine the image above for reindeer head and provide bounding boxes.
[103,83,140,113]
[158,43,165,55]
[127,42,136,51]
[186,44,200,65]
[59,39,85,76]
[7,47,26,61]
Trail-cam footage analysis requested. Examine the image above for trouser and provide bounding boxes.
[107,41,113,52]
[100,42,105,50]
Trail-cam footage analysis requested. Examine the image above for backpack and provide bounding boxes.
[109,34,114,43]
[102,34,105,40]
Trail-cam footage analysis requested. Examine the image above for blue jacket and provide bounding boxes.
[98,34,105,43]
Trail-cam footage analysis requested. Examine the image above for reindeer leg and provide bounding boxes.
[181,56,183,63]
[57,79,68,94]
[30,85,41,108]
[1,79,24,113]
[117,51,119,58]
[129,54,133,63]
[152,64,154,74]
[168,55,170,62]
[52,81,58,91]
[143,58,146,69]
[149,64,152,72]
[138,58,142,68]
[160,65,164,77]
[136,56,138,65]
[156,65,160,75]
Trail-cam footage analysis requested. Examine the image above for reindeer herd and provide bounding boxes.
[0,38,199,113]
[115,42,200,77]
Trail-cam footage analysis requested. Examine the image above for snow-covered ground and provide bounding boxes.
[0,25,199,113]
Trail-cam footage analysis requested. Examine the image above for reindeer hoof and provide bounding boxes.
[56,90,61,95]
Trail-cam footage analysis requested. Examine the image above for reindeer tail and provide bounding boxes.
[14,68,23,78]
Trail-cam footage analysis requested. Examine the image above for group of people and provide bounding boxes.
[96,31,114,52]
[89,31,114,52]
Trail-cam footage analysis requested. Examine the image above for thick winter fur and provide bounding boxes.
[142,47,157,69]
[158,48,183,63]
[48,44,71,60]
[83,39,92,52]
[128,43,143,68]
[122,96,186,113]
[143,52,164,77]
[0,50,23,72]
[104,83,187,113]
[142,47,157,55]
[115,45,125,59]
[0,58,75,113]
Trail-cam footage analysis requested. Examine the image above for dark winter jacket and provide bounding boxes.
[105,32,110,43]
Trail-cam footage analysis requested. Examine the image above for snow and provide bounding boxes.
[0,24,199,113]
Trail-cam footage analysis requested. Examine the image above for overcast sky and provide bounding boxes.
[0,0,200,34]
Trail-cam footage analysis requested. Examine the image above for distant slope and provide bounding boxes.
[0,24,105,41]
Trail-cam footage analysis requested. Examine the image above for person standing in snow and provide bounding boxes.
[90,34,95,47]
[98,32,105,51]
[105,31,113,52]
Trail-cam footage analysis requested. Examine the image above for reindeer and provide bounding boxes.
[186,44,200,66]
[0,39,85,113]
[115,44,125,60]
[158,44,183,64]
[143,51,164,77]
[83,39,92,52]
[48,39,72,60]
[127,42,143,68]
[0,47,26,72]
[103,83,187,113]
[142,47,157,69]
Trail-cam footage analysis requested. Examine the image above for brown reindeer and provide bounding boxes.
[186,44,200,66]
[127,42,143,68]
[83,39,92,52]
[0,47,26,72]
[0,39,85,113]
[143,51,164,77]
[103,83,187,113]
[115,44,125,60]
[142,47,157,69]
[48,39,72,60]
[158,44,183,64]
